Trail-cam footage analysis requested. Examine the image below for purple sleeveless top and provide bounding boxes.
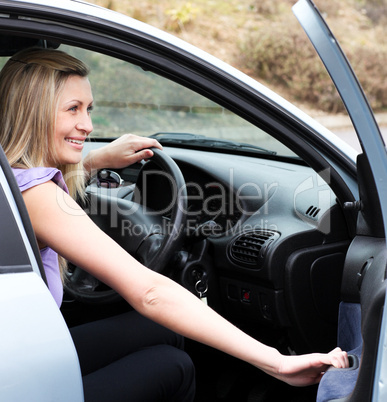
[12,167,69,307]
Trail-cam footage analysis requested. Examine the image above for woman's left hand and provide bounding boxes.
[83,134,162,175]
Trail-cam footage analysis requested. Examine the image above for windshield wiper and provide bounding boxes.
[150,132,277,155]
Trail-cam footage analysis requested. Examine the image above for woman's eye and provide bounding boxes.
[69,106,78,112]
[87,105,94,113]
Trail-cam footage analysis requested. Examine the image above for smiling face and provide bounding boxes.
[49,75,93,167]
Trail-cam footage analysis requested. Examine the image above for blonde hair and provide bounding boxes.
[0,47,90,278]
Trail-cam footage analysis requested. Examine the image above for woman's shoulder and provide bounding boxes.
[12,167,68,193]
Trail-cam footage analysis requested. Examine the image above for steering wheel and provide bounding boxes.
[64,148,187,304]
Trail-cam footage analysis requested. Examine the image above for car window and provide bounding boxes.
[60,45,297,158]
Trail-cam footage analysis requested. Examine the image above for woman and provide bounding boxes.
[0,47,348,401]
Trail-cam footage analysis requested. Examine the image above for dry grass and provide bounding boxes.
[87,0,387,113]
[86,0,261,65]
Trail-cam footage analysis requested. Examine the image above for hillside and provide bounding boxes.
[87,0,387,118]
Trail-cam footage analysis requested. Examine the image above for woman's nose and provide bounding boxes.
[76,113,93,135]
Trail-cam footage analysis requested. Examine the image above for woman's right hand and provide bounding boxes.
[272,347,349,387]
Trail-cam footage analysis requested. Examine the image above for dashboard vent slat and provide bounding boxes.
[305,205,321,218]
[229,230,280,268]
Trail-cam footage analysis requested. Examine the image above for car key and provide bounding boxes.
[195,279,208,305]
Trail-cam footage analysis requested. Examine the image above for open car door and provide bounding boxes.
[293,1,387,401]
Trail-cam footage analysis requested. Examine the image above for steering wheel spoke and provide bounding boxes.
[64,148,187,304]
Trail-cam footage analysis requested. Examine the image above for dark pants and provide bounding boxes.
[70,310,196,402]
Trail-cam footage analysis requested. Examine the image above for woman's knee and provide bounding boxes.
[149,345,196,401]
[83,344,195,402]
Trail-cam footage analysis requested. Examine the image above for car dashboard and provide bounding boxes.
[85,144,350,354]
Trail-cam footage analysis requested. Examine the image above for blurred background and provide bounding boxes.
[87,0,387,151]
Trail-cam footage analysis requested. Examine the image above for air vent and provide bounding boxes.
[305,205,321,219]
[229,230,280,268]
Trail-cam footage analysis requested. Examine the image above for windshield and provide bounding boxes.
[61,45,297,158]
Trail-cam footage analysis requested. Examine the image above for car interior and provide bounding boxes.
[1,9,386,400]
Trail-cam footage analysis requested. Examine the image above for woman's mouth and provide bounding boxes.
[65,138,84,145]
[65,137,85,150]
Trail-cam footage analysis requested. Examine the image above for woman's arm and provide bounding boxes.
[22,180,348,386]
[83,134,162,179]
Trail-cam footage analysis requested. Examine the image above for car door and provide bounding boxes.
[0,146,83,401]
[293,1,387,401]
